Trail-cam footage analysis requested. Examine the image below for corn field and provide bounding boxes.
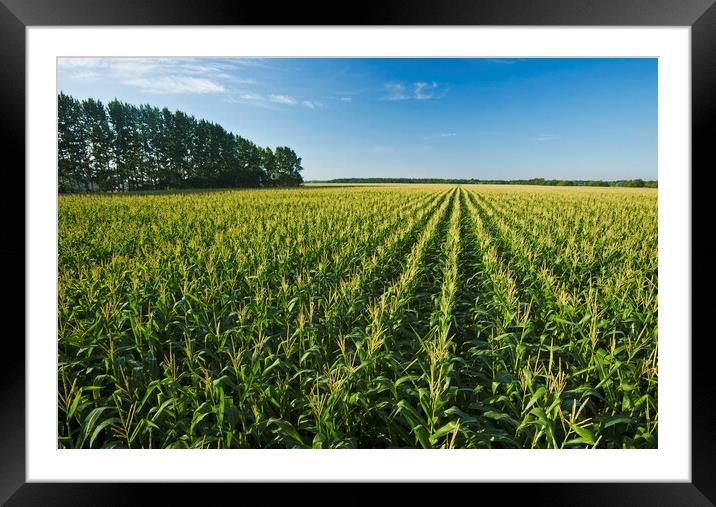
[58,184,658,449]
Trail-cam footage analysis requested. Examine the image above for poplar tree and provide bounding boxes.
[58,93,91,192]
[58,93,304,192]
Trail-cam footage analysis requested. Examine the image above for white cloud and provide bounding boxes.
[383,82,409,101]
[123,77,226,94]
[57,57,324,105]
[111,60,163,79]
[269,94,297,105]
[57,57,109,69]
[230,58,269,67]
[340,97,353,102]
[302,100,324,109]
[439,132,457,138]
[414,81,438,100]
[231,92,323,110]
[383,81,447,101]
[58,57,235,95]
[69,70,102,83]
[57,56,339,112]
[535,135,561,142]
[238,92,263,101]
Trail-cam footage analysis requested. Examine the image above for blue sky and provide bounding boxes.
[57,57,657,181]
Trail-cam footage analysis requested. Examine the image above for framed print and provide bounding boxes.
[4,0,715,504]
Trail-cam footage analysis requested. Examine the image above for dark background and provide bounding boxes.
[2,0,714,505]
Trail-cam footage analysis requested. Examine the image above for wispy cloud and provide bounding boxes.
[302,100,324,109]
[230,58,270,67]
[238,92,263,101]
[123,77,225,94]
[57,58,108,69]
[340,97,353,103]
[230,91,324,110]
[269,94,297,105]
[384,83,409,101]
[383,81,448,101]
[59,57,331,109]
[535,135,561,142]
[414,81,438,100]
[439,132,457,138]
[58,57,246,95]
[70,70,101,83]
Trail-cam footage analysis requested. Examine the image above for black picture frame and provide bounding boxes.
[3,1,713,505]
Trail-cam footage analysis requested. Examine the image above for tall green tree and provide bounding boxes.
[273,146,304,186]
[233,136,264,187]
[190,119,212,187]
[82,98,114,191]
[108,99,143,190]
[137,104,164,189]
[58,93,91,192]
[59,93,306,192]
[171,110,195,183]
[260,147,278,187]
[156,108,182,188]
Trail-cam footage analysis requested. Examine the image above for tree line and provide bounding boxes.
[319,177,657,188]
[58,92,304,193]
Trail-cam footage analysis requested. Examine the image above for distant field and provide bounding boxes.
[58,184,658,449]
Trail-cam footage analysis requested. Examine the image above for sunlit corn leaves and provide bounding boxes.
[58,185,658,449]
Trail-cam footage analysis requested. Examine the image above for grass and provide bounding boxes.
[58,184,658,449]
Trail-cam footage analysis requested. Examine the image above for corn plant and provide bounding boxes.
[58,184,658,448]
